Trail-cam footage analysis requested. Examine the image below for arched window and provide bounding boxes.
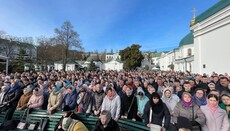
[188,48,192,56]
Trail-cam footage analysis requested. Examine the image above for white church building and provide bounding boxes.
[159,0,230,75]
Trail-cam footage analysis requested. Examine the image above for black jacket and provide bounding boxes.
[143,101,171,129]
[4,87,23,108]
[120,94,137,120]
[94,118,120,131]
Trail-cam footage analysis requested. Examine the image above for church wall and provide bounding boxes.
[193,5,230,75]
[199,24,230,74]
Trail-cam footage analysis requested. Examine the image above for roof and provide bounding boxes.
[106,53,114,55]
[179,32,194,47]
[195,0,230,24]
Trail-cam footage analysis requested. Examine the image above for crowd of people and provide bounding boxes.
[0,70,230,131]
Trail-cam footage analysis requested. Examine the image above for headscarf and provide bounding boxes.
[64,80,71,88]
[150,92,164,114]
[9,82,20,93]
[62,117,73,131]
[137,88,145,96]
[193,88,207,106]
[100,110,112,126]
[181,92,193,107]
[0,85,10,104]
[53,81,62,95]
[162,88,172,101]
[24,86,33,95]
[207,94,219,114]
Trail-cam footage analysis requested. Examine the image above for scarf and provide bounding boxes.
[181,97,193,107]
[150,92,164,114]
[193,96,207,106]
[208,102,218,114]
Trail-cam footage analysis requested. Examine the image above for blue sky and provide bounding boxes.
[0,0,219,52]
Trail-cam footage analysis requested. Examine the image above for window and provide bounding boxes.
[188,48,192,56]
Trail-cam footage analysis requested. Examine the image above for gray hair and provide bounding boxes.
[100,110,112,125]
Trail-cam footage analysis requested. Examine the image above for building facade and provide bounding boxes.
[158,0,230,74]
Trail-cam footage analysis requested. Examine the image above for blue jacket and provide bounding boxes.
[62,89,77,110]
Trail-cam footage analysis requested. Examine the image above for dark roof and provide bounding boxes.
[106,53,114,55]
[179,32,194,47]
[195,0,230,24]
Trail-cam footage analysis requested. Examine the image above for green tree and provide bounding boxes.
[54,21,83,71]
[88,60,97,71]
[119,44,144,70]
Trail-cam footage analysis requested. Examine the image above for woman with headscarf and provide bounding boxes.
[47,81,63,114]
[144,92,171,131]
[76,86,92,114]
[193,88,207,106]
[27,88,44,110]
[172,92,205,131]
[161,88,178,123]
[1,81,23,111]
[16,86,33,110]
[0,85,10,105]
[92,84,105,116]
[101,87,121,122]
[120,85,137,121]
[94,110,119,131]
[136,88,149,122]
[219,94,230,119]
[200,94,229,131]
[61,117,88,131]
[62,85,77,111]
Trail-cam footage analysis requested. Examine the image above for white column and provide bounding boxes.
[6,58,9,74]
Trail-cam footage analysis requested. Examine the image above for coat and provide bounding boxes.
[172,102,206,125]
[62,90,77,110]
[101,94,121,119]
[77,92,92,114]
[143,101,171,129]
[48,91,63,111]
[27,94,44,110]
[94,118,120,131]
[68,120,88,131]
[92,91,105,111]
[200,105,229,131]
[3,84,23,108]
[16,92,32,110]
[136,95,149,115]
[121,94,138,119]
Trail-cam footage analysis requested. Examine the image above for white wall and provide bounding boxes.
[103,62,123,71]
[158,51,174,71]
[192,5,230,74]
[54,64,75,71]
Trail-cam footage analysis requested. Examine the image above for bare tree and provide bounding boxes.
[54,21,83,71]
[37,36,54,66]
[0,35,17,59]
